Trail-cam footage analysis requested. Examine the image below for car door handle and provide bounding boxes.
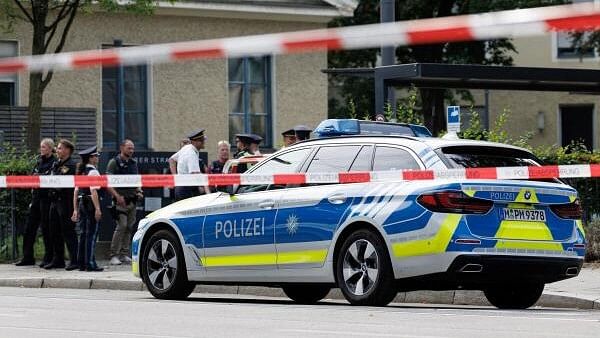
[327,194,346,205]
[258,201,275,210]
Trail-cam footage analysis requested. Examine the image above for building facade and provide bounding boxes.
[0,1,355,158]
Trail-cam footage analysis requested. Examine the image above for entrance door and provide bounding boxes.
[561,105,594,150]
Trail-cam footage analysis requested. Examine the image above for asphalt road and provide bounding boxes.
[0,288,598,338]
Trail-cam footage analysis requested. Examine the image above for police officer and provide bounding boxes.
[233,134,254,173]
[106,138,143,266]
[294,125,312,142]
[248,134,263,155]
[44,139,79,270]
[71,146,103,272]
[174,129,209,200]
[15,138,56,267]
[281,128,296,148]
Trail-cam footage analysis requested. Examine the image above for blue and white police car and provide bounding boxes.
[132,120,585,308]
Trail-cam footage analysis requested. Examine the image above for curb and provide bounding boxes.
[0,277,597,309]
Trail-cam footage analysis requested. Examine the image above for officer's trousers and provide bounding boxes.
[76,203,100,269]
[49,198,78,265]
[174,186,198,201]
[21,195,52,263]
[110,202,136,258]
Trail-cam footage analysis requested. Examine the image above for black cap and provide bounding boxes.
[249,134,263,145]
[187,129,206,141]
[235,133,253,145]
[294,125,312,140]
[79,145,99,157]
[282,128,295,137]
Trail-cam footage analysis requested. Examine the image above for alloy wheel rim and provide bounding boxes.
[147,239,177,290]
[342,239,379,296]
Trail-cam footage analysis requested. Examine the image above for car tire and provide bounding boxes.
[335,229,397,306]
[484,283,544,309]
[141,230,195,300]
[282,285,331,304]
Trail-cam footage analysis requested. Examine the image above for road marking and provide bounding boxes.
[278,329,446,338]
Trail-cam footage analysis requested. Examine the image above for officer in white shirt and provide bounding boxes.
[173,129,209,200]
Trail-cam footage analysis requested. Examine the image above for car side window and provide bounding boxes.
[349,145,373,171]
[306,145,362,173]
[373,146,420,171]
[237,148,312,193]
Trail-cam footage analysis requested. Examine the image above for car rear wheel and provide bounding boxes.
[142,230,195,300]
[282,285,331,304]
[335,229,397,306]
[484,283,544,309]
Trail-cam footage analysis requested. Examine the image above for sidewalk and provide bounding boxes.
[0,261,598,309]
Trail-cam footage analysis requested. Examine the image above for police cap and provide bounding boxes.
[249,134,263,145]
[293,125,312,140]
[281,128,295,137]
[79,145,100,157]
[187,129,206,141]
[235,133,253,145]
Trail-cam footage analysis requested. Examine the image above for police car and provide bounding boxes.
[132,121,585,308]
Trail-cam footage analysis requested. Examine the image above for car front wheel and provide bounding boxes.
[484,283,544,309]
[141,230,195,300]
[335,229,397,306]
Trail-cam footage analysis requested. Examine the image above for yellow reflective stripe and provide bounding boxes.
[201,249,328,267]
[576,220,586,237]
[463,189,476,197]
[392,214,461,258]
[202,252,276,267]
[569,195,577,202]
[494,220,563,251]
[514,188,539,203]
[277,249,327,265]
[132,261,140,277]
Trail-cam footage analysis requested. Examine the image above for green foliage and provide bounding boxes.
[395,88,423,124]
[0,144,36,260]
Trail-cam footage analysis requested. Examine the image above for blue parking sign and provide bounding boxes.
[446,106,460,133]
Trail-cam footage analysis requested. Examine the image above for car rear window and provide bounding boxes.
[437,146,542,168]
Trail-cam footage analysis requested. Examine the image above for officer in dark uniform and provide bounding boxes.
[233,134,253,174]
[71,146,103,272]
[44,139,79,270]
[15,138,56,267]
[293,125,312,142]
[281,128,296,148]
[248,134,263,155]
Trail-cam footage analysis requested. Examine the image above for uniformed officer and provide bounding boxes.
[281,128,296,148]
[248,134,263,155]
[15,138,56,267]
[293,125,312,142]
[174,129,210,200]
[233,134,254,174]
[71,146,103,272]
[44,139,79,270]
[106,138,143,265]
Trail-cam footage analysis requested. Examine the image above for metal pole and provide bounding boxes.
[114,39,125,150]
[10,189,16,260]
[380,0,396,117]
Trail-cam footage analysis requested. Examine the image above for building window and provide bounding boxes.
[556,0,597,59]
[0,41,18,106]
[102,56,149,149]
[228,56,272,147]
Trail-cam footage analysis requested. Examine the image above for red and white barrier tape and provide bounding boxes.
[1,164,600,188]
[1,3,600,75]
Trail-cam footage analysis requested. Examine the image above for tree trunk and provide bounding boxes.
[420,88,446,136]
[26,6,48,152]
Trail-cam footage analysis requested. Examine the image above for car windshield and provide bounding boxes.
[438,146,542,168]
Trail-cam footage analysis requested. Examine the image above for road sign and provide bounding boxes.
[447,106,461,133]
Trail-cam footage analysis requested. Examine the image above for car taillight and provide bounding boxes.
[550,200,582,219]
[417,191,493,214]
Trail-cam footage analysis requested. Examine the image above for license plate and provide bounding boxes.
[501,208,546,222]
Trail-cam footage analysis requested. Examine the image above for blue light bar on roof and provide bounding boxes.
[314,119,432,138]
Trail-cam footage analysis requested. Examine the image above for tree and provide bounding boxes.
[328,0,567,134]
[0,0,164,152]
